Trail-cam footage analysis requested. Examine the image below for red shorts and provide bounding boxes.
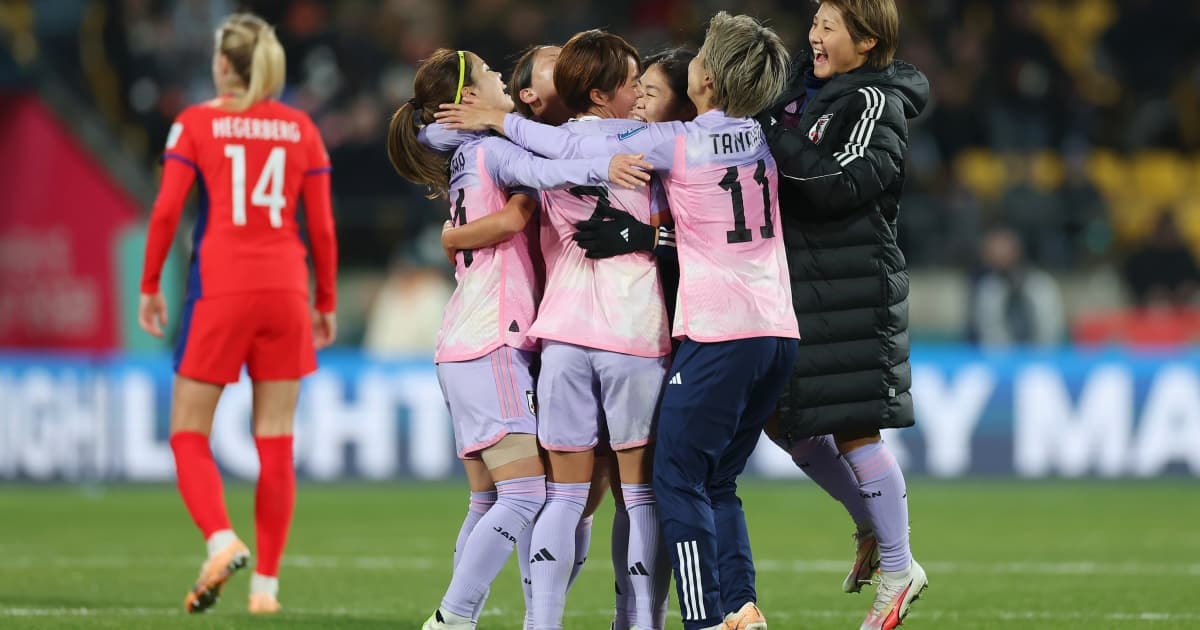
[175,291,317,384]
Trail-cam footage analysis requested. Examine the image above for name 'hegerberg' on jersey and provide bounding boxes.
[211,117,303,143]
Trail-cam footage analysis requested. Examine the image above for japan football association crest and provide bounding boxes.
[808,113,834,144]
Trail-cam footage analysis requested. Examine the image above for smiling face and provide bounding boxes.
[634,64,676,123]
[462,53,514,112]
[594,55,641,118]
[810,2,874,79]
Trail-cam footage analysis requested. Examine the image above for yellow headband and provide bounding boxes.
[454,50,466,104]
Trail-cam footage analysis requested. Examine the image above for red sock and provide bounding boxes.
[169,432,232,539]
[254,435,296,577]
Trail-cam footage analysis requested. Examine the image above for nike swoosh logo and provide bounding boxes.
[883,583,913,628]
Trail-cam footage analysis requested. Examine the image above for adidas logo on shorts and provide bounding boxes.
[668,372,683,385]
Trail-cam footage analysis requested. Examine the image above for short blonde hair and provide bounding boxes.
[216,13,286,112]
[818,0,899,69]
[701,12,790,117]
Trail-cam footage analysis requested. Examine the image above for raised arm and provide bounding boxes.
[767,87,907,220]
[435,102,679,170]
[485,137,651,192]
[502,115,678,170]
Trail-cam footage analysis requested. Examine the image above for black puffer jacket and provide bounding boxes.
[761,54,929,440]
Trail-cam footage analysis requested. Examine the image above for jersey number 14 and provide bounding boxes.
[224,144,287,228]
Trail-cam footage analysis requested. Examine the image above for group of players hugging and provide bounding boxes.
[138,2,929,629]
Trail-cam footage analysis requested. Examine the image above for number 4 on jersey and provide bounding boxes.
[224,144,287,228]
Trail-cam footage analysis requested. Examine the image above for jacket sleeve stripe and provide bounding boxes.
[834,87,886,167]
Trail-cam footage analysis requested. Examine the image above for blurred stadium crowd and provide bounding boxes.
[3,0,1199,348]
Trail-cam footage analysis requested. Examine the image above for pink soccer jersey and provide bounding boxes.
[425,128,615,362]
[528,117,671,358]
[503,111,800,343]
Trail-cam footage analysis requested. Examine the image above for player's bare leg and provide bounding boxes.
[246,379,301,614]
[170,376,250,613]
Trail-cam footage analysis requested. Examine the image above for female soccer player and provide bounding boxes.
[761,1,930,629]
[508,30,674,630]
[431,43,644,630]
[439,13,796,630]
[386,48,646,630]
[138,13,336,615]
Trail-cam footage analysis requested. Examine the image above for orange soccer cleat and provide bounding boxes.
[723,601,768,630]
[182,539,251,613]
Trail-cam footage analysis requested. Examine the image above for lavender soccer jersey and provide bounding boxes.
[434,130,614,363]
[503,111,800,343]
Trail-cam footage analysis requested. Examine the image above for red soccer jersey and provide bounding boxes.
[141,97,337,312]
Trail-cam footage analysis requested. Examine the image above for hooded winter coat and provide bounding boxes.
[761,53,930,440]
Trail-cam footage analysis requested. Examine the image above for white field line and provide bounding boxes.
[1,555,1199,576]
[2,606,1199,623]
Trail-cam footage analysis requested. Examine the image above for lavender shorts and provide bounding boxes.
[437,346,538,459]
[537,341,669,452]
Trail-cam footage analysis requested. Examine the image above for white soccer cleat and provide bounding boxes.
[859,560,928,630]
[422,608,474,629]
[844,529,881,593]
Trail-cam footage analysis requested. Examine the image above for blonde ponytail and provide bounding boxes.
[216,13,286,112]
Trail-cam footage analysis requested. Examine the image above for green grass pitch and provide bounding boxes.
[1,480,1197,629]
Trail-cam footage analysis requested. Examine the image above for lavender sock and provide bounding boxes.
[530,481,589,630]
[623,483,669,630]
[568,515,594,590]
[455,490,497,620]
[440,476,546,619]
[844,442,911,572]
[611,503,635,630]
[790,436,872,531]
[455,491,497,568]
[518,524,534,630]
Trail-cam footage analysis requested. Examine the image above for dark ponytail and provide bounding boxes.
[387,49,475,198]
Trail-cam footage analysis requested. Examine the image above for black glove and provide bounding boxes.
[573,206,656,259]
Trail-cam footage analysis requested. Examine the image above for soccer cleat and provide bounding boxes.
[183,539,250,613]
[422,608,474,629]
[723,601,767,629]
[859,560,928,630]
[844,529,881,593]
[247,592,282,614]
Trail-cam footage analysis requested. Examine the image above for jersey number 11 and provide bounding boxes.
[720,159,774,244]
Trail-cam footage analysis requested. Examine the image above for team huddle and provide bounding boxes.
[138,2,929,629]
